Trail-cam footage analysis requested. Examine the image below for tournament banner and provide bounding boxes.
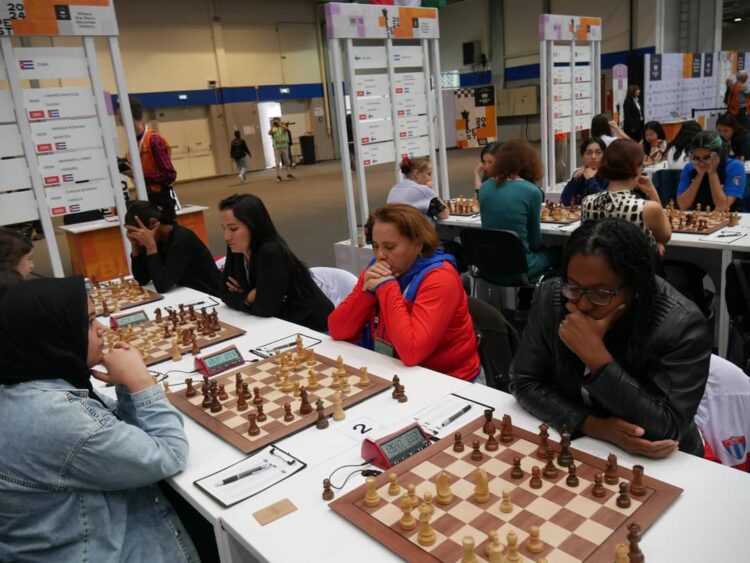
[14,47,88,80]
[360,140,395,167]
[0,1,118,37]
[326,2,438,39]
[30,116,103,154]
[396,135,430,159]
[23,87,97,121]
[37,147,109,186]
[454,86,497,149]
[612,64,628,125]
[45,179,115,217]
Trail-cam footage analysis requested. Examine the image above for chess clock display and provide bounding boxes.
[109,310,149,329]
[195,345,244,377]
[361,423,432,469]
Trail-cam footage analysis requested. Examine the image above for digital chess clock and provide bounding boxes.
[109,310,149,329]
[195,345,245,377]
[361,423,433,469]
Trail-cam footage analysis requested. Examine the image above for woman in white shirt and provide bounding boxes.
[664,120,702,170]
[386,156,449,220]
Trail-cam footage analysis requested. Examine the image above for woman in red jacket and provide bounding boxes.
[328,204,480,381]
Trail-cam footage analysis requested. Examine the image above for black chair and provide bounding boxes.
[459,227,551,299]
[467,297,519,392]
[725,259,750,374]
[651,169,682,207]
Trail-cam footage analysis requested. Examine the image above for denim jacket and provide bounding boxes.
[0,379,200,563]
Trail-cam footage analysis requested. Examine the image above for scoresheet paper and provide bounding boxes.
[194,445,306,507]
[251,333,322,358]
[413,393,494,438]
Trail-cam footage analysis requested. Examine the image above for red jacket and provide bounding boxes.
[328,264,480,381]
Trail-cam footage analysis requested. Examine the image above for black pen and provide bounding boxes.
[716,232,741,237]
[215,462,270,487]
[440,404,472,427]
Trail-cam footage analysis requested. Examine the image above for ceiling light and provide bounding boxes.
[734,17,742,22]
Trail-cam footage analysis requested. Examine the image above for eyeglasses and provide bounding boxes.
[691,155,713,164]
[560,282,624,306]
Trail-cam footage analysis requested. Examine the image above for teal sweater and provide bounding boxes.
[478,178,550,279]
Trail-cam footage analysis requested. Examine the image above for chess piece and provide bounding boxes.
[529,467,543,489]
[284,403,295,422]
[322,479,335,501]
[461,536,477,563]
[273,348,282,365]
[234,373,243,395]
[500,414,513,443]
[236,389,248,411]
[387,473,400,496]
[292,381,301,397]
[484,530,503,558]
[453,432,465,452]
[209,385,222,413]
[499,489,513,513]
[356,366,371,387]
[614,543,630,563]
[242,382,251,400]
[526,525,544,554]
[482,409,495,434]
[171,338,182,362]
[543,448,558,479]
[252,386,263,407]
[592,473,606,498]
[422,492,434,518]
[306,369,320,390]
[299,387,313,415]
[470,440,483,461]
[314,399,328,429]
[280,373,294,393]
[630,465,646,496]
[416,503,436,547]
[181,328,191,347]
[616,482,631,508]
[627,522,644,563]
[472,469,490,503]
[485,432,499,452]
[510,456,524,479]
[391,375,400,399]
[505,531,520,563]
[201,383,211,409]
[256,403,267,422]
[364,476,382,508]
[154,308,162,323]
[218,383,228,401]
[185,378,196,397]
[396,383,407,403]
[397,494,415,530]
[557,428,573,467]
[306,347,316,366]
[247,413,260,436]
[295,334,303,354]
[566,463,579,487]
[162,381,171,394]
[536,423,549,459]
[435,471,453,505]
[334,355,347,379]
[341,375,351,396]
[407,483,420,509]
[604,453,619,485]
[190,336,199,356]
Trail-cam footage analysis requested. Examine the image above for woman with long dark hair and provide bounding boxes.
[591,114,629,146]
[560,137,608,206]
[676,131,746,211]
[0,227,34,279]
[623,84,644,140]
[642,120,667,165]
[716,112,750,161]
[664,120,702,169]
[219,193,333,331]
[510,219,711,458]
[473,142,500,190]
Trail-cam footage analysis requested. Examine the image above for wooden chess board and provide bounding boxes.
[541,205,581,225]
[90,278,162,316]
[330,415,681,562]
[168,352,391,454]
[667,213,730,235]
[104,312,245,367]
[448,199,479,217]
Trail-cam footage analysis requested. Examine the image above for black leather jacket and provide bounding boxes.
[510,277,711,456]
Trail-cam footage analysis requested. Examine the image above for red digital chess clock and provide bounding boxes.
[361,423,432,469]
[109,309,149,329]
[194,345,245,377]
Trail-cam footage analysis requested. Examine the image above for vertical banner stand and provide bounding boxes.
[325,2,447,244]
[539,14,602,194]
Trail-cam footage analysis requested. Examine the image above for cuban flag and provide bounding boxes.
[47,109,61,118]
[19,60,34,70]
[69,204,81,213]
[51,207,66,216]
[55,142,67,150]
[62,173,75,183]
[722,435,747,461]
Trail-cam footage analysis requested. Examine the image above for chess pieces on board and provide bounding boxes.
[447,196,479,215]
[322,478,334,501]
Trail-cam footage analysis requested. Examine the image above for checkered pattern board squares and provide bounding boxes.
[90,278,163,316]
[331,415,681,562]
[454,88,475,98]
[168,352,391,454]
[541,203,582,225]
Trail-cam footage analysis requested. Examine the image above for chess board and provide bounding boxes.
[90,278,163,316]
[667,213,730,235]
[168,352,391,454]
[541,205,581,225]
[104,313,245,367]
[331,415,682,562]
[447,198,479,217]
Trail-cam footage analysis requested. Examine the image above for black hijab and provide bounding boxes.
[0,276,93,393]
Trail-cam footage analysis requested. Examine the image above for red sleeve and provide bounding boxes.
[145,134,177,186]
[327,271,377,342]
[375,268,461,366]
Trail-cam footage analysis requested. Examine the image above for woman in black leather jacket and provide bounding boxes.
[510,219,711,458]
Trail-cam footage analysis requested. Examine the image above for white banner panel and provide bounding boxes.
[573,82,592,99]
[574,98,592,116]
[46,180,115,217]
[14,47,88,80]
[0,2,118,37]
[553,116,572,135]
[574,67,591,83]
[358,119,393,144]
[396,135,430,159]
[0,124,22,157]
[0,91,15,123]
[552,83,572,102]
[30,117,102,154]
[354,74,389,98]
[552,68,571,85]
[574,46,591,63]
[392,45,423,68]
[37,148,109,186]
[23,87,96,121]
[396,115,428,139]
[351,46,387,70]
[357,97,391,121]
[0,190,39,225]
[552,100,572,119]
[325,2,439,40]
[394,72,425,95]
[0,158,31,192]
[552,45,571,63]
[538,14,602,41]
[360,141,395,167]
[395,94,427,117]
[574,113,592,131]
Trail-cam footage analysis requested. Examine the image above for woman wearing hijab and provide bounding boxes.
[0,277,199,563]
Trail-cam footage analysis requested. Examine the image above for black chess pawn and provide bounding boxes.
[529,466,543,489]
[557,429,573,467]
[256,403,267,422]
[592,473,606,498]
[247,413,260,436]
[566,463,579,487]
[453,432,464,452]
[322,478,334,501]
[542,448,558,479]
[616,482,631,508]
[510,456,524,479]
[391,375,400,399]
[470,440,482,461]
[284,403,295,423]
[185,378,196,397]
[314,400,328,429]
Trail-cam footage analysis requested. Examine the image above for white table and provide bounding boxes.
[437,214,750,357]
